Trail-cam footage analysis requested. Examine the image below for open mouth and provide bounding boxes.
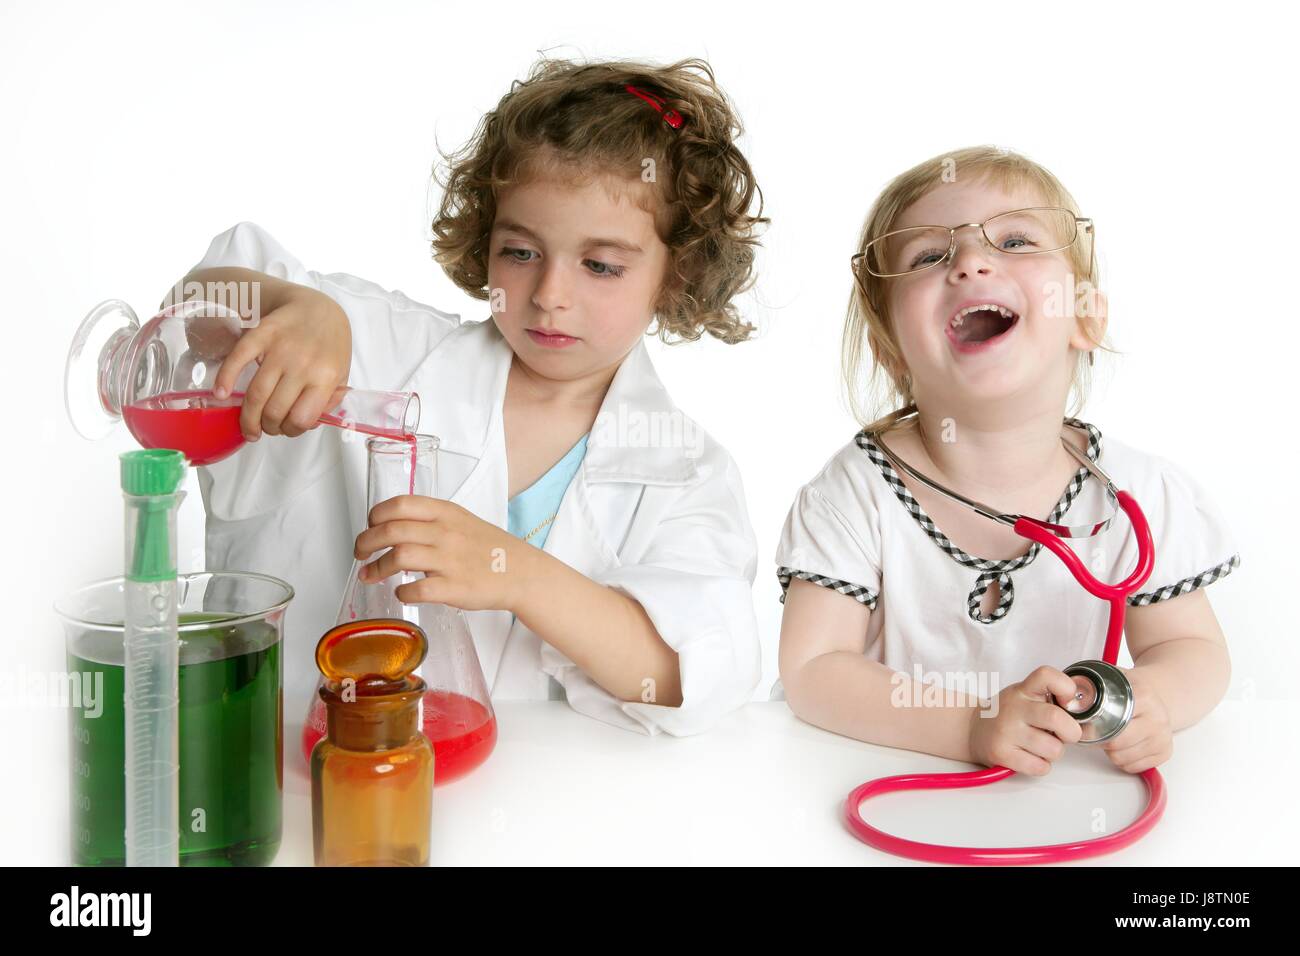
[947,303,1019,349]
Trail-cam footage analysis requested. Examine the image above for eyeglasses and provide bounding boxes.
[852,207,1094,280]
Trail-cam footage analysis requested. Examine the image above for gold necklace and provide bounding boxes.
[523,513,558,543]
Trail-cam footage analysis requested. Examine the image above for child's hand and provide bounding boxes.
[968,666,1084,776]
[211,283,352,442]
[1099,668,1173,774]
[353,496,532,613]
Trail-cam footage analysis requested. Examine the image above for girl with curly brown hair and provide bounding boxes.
[178,56,768,736]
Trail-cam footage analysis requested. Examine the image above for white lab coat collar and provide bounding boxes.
[584,335,699,486]
[401,318,699,488]
[399,318,511,461]
[394,317,702,700]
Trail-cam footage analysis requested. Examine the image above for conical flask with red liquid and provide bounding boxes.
[301,434,497,784]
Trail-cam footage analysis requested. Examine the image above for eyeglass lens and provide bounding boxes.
[864,208,1079,277]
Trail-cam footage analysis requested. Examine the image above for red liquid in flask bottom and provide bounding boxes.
[125,390,420,474]
[123,390,244,466]
[302,690,496,785]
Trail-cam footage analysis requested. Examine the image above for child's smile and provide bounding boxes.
[944,299,1020,353]
[885,179,1097,405]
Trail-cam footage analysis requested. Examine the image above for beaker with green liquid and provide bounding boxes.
[56,571,293,866]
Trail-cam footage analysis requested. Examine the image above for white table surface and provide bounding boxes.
[274,699,1295,866]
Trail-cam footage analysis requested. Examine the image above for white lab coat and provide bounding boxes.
[190,221,762,736]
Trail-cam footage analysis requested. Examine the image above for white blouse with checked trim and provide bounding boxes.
[772,419,1241,697]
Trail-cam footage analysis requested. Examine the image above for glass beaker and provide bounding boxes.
[65,298,421,464]
[300,435,497,785]
[56,571,293,866]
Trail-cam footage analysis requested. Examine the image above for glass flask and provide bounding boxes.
[66,298,420,464]
[55,571,293,866]
[301,435,497,785]
[311,619,434,866]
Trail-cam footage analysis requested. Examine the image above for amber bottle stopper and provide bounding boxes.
[315,618,428,696]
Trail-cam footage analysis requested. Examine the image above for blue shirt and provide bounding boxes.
[506,433,588,702]
[507,433,589,551]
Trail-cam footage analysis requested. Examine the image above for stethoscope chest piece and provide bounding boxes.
[1062,660,1134,744]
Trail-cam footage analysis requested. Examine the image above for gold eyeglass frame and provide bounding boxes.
[851,206,1095,281]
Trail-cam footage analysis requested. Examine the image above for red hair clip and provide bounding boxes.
[625,85,685,130]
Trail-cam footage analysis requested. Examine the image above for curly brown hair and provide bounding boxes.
[430,56,767,344]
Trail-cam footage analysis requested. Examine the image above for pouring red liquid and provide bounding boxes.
[125,390,419,484]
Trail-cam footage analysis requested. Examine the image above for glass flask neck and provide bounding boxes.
[98,326,137,418]
[366,435,437,507]
[337,436,439,625]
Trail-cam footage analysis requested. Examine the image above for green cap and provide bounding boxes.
[121,450,185,582]
[120,449,185,496]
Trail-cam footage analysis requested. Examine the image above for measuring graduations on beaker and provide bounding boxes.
[67,298,421,465]
[58,572,292,865]
[301,435,498,784]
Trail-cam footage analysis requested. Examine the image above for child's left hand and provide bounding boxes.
[1100,668,1173,773]
[354,496,534,613]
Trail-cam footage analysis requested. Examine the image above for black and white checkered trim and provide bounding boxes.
[1127,553,1241,606]
[968,570,1015,624]
[858,418,1103,626]
[777,566,878,610]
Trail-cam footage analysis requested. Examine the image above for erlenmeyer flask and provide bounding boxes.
[300,435,497,784]
[66,299,420,464]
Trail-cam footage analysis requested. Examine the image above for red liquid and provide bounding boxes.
[123,391,244,466]
[123,390,418,469]
[302,689,496,785]
[318,409,415,443]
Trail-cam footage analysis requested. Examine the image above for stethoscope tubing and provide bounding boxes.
[846,430,1166,864]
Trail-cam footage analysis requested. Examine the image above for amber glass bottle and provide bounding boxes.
[310,619,434,866]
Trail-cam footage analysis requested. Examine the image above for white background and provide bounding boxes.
[0,0,1292,864]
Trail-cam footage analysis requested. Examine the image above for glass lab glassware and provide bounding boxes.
[119,448,185,866]
[311,619,434,866]
[66,298,420,465]
[300,435,497,784]
[56,571,293,866]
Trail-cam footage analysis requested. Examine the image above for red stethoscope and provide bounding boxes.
[846,423,1165,864]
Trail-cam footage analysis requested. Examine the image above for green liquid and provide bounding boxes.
[67,612,283,866]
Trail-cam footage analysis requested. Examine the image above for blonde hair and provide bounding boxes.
[844,146,1113,434]
[431,56,767,345]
